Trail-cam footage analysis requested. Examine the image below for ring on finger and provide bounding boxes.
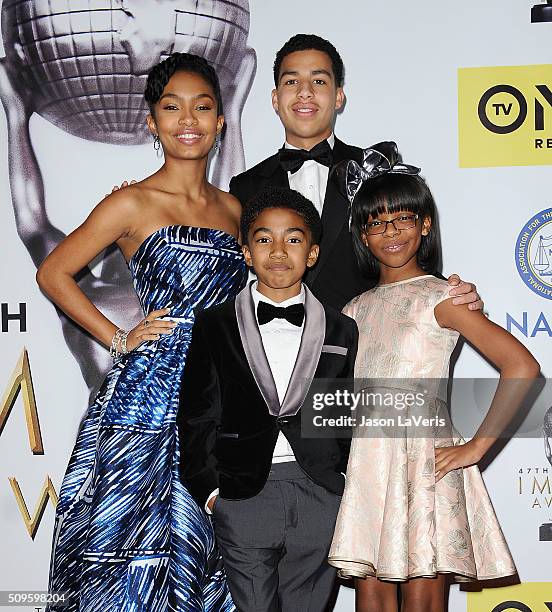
[143,319,150,328]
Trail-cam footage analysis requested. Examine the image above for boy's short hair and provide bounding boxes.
[241,187,322,245]
[273,34,345,87]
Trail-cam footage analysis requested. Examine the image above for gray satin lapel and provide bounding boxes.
[235,285,281,416]
[280,286,326,417]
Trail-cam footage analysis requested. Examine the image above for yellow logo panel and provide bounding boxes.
[458,64,552,167]
[467,582,552,612]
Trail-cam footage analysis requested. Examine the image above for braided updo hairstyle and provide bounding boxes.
[144,52,223,116]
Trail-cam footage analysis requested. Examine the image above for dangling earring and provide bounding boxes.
[213,133,221,154]
[153,134,163,158]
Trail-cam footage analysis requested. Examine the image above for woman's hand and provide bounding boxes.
[125,308,177,351]
[434,440,485,482]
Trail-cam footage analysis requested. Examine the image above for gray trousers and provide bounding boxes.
[211,462,342,612]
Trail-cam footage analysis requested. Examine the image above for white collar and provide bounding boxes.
[251,281,305,309]
[284,133,335,151]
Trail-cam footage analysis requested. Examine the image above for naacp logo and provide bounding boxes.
[516,208,552,299]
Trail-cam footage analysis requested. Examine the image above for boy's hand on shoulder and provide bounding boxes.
[446,274,483,311]
[105,179,137,199]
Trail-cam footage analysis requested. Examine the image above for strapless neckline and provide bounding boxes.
[128,224,240,267]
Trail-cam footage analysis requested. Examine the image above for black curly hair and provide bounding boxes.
[273,34,344,87]
[241,187,322,246]
[144,52,223,116]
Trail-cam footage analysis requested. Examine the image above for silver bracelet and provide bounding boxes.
[120,330,129,355]
[110,328,128,359]
[109,329,121,358]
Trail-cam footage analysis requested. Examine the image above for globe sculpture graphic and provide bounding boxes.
[1,0,251,144]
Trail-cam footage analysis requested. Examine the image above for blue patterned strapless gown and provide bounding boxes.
[48,226,246,612]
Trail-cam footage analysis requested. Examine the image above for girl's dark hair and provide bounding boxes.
[144,52,223,116]
[350,173,440,278]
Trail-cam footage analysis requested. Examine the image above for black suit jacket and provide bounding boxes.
[177,285,358,508]
[229,137,376,311]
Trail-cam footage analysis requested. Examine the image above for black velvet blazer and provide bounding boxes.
[177,285,358,507]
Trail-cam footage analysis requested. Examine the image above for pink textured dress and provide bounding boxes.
[328,275,516,582]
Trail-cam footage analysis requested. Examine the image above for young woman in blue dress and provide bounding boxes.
[37,53,245,612]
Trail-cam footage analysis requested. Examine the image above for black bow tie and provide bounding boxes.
[257,301,305,327]
[279,140,333,174]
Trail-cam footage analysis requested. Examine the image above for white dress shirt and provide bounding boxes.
[205,283,304,512]
[251,282,304,463]
[285,133,335,216]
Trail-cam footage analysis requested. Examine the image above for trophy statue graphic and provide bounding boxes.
[0,0,256,397]
[540,405,552,541]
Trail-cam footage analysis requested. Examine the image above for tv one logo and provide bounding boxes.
[458,64,552,167]
[467,583,552,612]
[479,84,551,138]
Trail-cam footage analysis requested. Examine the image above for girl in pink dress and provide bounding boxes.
[328,142,540,612]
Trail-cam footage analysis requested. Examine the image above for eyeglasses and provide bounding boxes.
[363,213,419,236]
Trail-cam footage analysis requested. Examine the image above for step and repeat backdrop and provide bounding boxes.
[0,1,550,610]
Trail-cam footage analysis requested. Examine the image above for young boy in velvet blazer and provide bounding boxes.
[177,186,358,612]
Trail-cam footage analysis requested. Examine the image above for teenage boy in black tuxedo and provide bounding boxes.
[229,34,482,312]
[178,187,358,612]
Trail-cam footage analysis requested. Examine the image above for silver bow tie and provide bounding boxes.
[343,142,421,228]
